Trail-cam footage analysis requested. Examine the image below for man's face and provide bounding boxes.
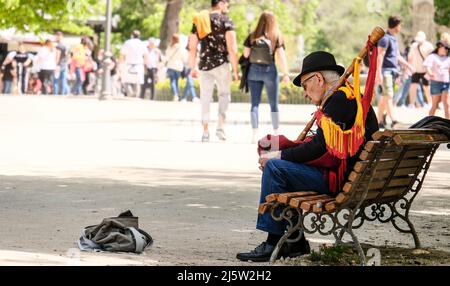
[300,72,325,106]
[219,1,230,14]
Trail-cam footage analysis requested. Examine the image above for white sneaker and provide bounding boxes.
[201,132,210,142]
[216,129,226,141]
[192,97,200,102]
[173,95,179,101]
[180,98,187,102]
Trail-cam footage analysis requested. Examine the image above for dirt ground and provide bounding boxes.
[0,97,448,265]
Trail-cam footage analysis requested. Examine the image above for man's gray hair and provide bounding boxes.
[319,70,341,83]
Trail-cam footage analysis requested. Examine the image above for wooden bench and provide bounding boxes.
[259,128,450,265]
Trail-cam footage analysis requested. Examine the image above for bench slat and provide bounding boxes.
[359,146,430,161]
[354,157,423,173]
[343,176,414,193]
[325,201,337,212]
[336,187,409,205]
[277,191,318,204]
[265,194,279,203]
[348,167,418,182]
[393,133,449,145]
[290,194,330,208]
[372,129,439,140]
[301,197,335,212]
[258,202,274,215]
[311,198,336,213]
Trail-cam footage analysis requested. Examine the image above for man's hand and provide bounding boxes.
[258,151,281,171]
[375,72,383,86]
[232,70,239,82]
[191,68,199,78]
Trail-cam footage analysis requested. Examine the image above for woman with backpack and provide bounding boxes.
[243,11,290,143]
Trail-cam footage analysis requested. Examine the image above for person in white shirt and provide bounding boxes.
[140,37,162,100]
[408,31,434,108]
[37,39,57,95]
[120,30,149,97]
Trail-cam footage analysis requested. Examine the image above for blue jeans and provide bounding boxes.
[53,66,69,95]
[257,159,331,235]
[72,67,83,95]
[2,80,13,94]
[394,76,411,106]
[180,71,198,101]
[247,63,279,129]
[167,68,181,98]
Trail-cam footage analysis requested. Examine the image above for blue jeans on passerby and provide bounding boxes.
[2,80,13,94]
[72,67,83,95]
[180,71,198,101]
[167,68,181,98]
[256,159,332,235]
[247,63,279,130]
[53,66,69,95]
[394,76,411,106]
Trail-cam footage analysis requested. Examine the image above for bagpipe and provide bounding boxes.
[258,26,385,193]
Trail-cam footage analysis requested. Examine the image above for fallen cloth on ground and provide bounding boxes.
[77,210,153,253]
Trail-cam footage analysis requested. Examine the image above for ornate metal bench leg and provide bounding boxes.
[391,204,422,249]
[345,227,366,266]
[406,218,421,249]
[269,224,301,264]
[333,230,344,246]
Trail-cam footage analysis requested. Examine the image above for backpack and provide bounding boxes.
[249,37,274,65]
[77,210,153,253]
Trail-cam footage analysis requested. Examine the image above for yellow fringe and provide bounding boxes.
[320,58,365,159]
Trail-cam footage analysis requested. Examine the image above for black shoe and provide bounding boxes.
[236,241,287,262]
[378,122,385,129]
[286,236,311,258]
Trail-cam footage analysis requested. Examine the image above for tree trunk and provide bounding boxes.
[159,0,184,51]
[412,0,436,44]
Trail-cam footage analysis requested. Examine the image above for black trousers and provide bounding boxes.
[140,68,157,100]
[39,69,54,95]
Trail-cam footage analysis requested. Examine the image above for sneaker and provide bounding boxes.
[179,98,187,102]
[192,97,200,102]
[378,122,385,129]
[173,95,179,101]
[216,129,226,141]
[201,132,209,142]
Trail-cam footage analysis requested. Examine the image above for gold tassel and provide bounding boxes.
[320,58,365,159]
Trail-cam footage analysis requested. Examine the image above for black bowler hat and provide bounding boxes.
[292,51,345,87]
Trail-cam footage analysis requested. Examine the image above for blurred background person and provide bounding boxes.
[164,33,185,101]
[242,11,290,142]
[408,31,434,108]
[36,39,57,95]
[53,31,70,96]
[120,30,148,97]
[423,41,450,118]
[140,37,162,100]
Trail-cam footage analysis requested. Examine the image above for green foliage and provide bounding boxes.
[153,78,308,104]
[114,0,165,41]
[310,245,349,265]
[435,0,450,26]
[0,0,99,35]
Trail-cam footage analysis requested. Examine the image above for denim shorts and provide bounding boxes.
[430,81,450,96]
